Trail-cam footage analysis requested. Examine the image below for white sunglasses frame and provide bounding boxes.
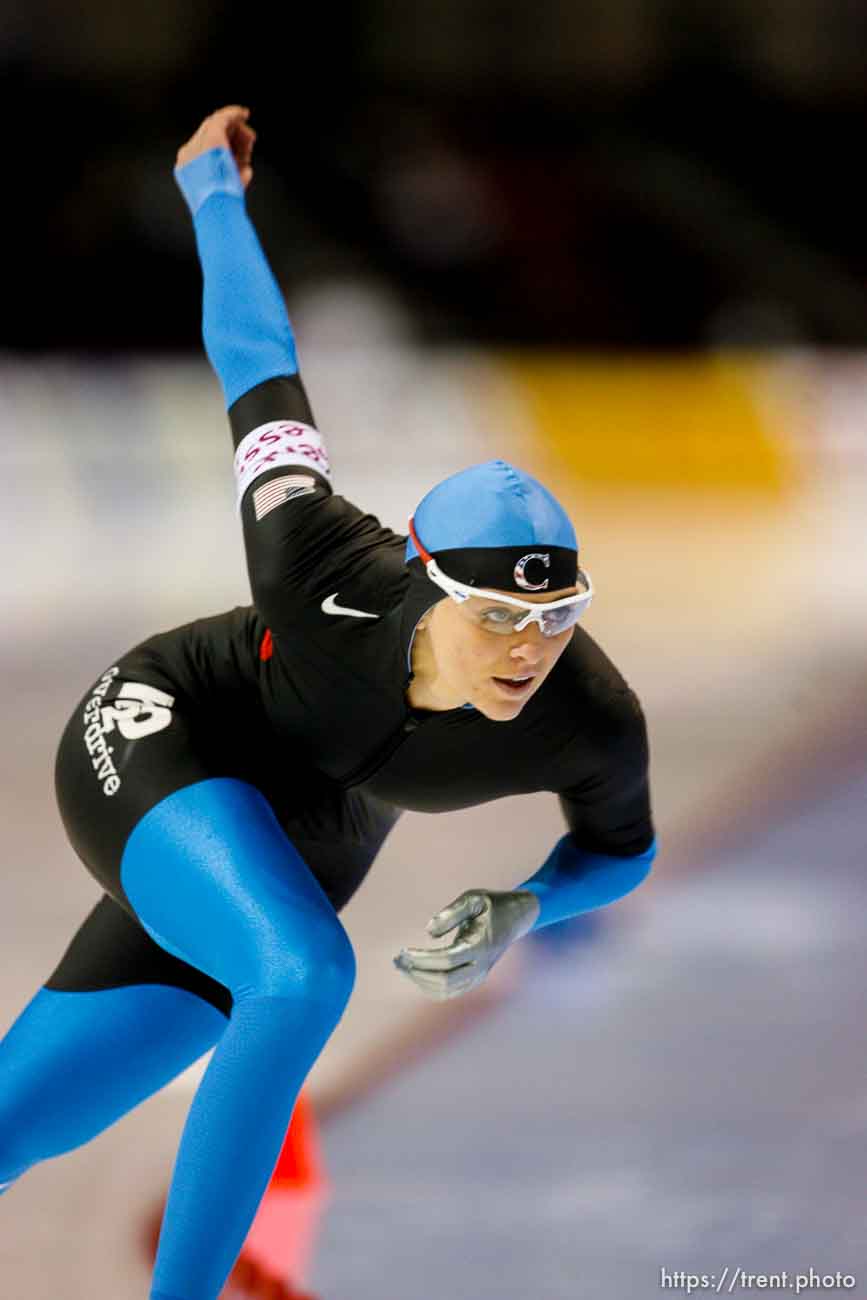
[423,556,594,634]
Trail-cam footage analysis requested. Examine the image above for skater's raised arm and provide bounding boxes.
[174,106,399,635]
[174,105,317,438]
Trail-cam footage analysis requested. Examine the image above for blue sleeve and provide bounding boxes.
[174,147,299,409]
[517,833,657,930]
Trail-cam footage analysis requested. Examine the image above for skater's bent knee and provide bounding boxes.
[239,908,356,1007]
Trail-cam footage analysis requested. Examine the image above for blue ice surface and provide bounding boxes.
[311,765,867,1299]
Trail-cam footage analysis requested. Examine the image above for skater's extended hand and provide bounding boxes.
[393,888,540,1000]
[175,104,257,189]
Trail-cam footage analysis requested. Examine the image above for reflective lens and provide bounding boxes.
[455,572,592,638]
[457,600,585,637]
[459,600,533,634]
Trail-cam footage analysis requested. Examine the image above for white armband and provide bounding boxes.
[234,421,331,513]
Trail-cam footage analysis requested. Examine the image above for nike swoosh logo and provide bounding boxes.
[321,593,379,620]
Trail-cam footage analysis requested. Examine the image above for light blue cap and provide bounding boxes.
[405,460,577,562]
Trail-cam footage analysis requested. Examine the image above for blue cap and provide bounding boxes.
[406,460,578,593]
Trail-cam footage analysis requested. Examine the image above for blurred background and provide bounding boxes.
[4,0,867,350]
[1,1,865,1297]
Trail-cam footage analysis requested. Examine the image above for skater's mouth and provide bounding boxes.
[491,675,536,697]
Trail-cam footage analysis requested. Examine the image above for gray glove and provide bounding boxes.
[393,888,541,1000]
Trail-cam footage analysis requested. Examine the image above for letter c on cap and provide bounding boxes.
[514,552,550,591]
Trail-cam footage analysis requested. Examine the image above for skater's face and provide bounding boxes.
[412,588,576,721]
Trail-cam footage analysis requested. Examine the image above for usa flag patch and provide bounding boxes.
[252,473,316,521]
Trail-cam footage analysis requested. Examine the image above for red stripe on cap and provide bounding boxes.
[408,516,434,565]
[260,628,273,661]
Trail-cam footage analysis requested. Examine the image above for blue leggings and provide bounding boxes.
[0,778,356,1300]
